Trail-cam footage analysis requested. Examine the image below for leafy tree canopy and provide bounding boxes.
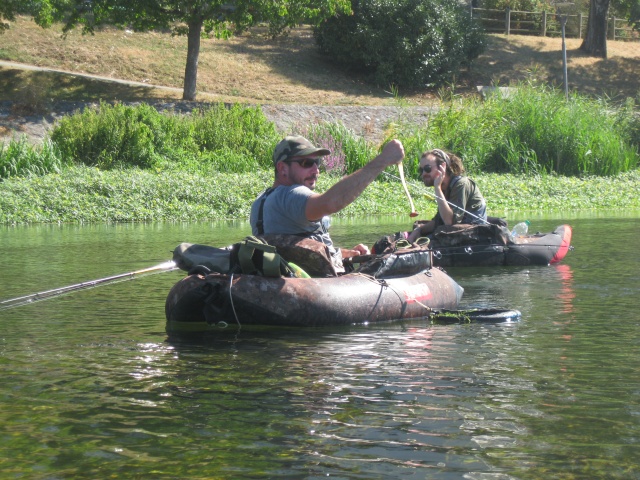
[24,0,349,37]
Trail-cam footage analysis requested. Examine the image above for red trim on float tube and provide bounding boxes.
[403,283,433,304]
[551,224,573,264]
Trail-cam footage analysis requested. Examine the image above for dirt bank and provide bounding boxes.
[0,100,436,146]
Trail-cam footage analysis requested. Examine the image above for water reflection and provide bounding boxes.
[162,326,515,476]
[0,215,639,478]
[554,264,576,315]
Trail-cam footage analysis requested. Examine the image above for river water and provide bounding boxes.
[1,213,638,479]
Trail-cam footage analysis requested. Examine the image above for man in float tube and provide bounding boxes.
[407,149,490,243]
[250,136,405,273]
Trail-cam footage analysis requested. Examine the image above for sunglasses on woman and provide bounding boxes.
[285,158,322,169]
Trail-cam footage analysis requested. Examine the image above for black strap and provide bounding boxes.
[256,188,274,235]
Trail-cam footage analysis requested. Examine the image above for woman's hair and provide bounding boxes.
[421,149,465,176]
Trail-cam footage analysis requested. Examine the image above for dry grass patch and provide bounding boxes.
[465,35,640,100]
[0,16,638,105]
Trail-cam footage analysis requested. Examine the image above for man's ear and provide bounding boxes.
[276,161,288,177]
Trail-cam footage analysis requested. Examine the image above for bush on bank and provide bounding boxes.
[388,82,639,177]
[3,83,636,182]
[49,102,280,173]
[0,138,70,179]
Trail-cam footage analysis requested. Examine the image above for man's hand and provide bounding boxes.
[352,244,370,255]
[378,139,405,167]
[433,163,446,189]
[341,244,371,259]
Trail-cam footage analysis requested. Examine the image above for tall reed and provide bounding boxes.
[0,138,66,179]
[391,82,639,176]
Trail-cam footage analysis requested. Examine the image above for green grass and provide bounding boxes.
[388,81,639,177]
[0,137,69,178]
[0,86,638,225]
[1,165,638,225]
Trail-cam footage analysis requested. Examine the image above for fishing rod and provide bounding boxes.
[383,170,490,225]
[0,260,178,311]
[397,163,418,217]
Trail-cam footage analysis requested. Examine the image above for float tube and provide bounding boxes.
[165,237,465,337]
[427,224,573,268]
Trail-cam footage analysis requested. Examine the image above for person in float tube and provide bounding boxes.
[250,135,405,272]
[407,148,488,243]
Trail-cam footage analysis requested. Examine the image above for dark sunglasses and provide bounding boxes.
[285,158,322,169]
[418,164,433,174]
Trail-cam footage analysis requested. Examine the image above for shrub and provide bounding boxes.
[189,103,279,171]
[390,82,639,176]
[48,102,281,172]
[50,102,173,170]
[314,0,485,89]
[293,121,377,176]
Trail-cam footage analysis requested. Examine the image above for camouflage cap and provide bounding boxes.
[272,136,330,166]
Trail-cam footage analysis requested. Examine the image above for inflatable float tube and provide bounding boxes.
[166,267,465,336]
[429,224,572,267]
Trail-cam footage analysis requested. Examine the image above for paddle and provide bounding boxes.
[397,163,418,218]
[0,260,177,311]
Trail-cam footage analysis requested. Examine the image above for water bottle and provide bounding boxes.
[511,220,530,238]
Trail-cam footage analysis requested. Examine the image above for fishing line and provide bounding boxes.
[382,170,490,225]
[0,260,178,311]
[228,272,241,329]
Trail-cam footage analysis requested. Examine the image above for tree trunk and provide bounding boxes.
[183,18,203,101]
[580,0,610,58]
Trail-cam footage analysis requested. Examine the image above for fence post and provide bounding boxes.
[579,13,583,39]
[542,11,547,36]
[506,7,511,35]
[469,2,473,19]
[611,17,615,40]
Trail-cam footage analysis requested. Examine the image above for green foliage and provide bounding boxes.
[314,0,485,89]
[0,166,270,224]
[617,96,640,153]
[294,121,377,176]
[49,102,280,173]
[478,0,553,11]
[1,84,639,224]
[50,102,170,170]
[189,103,279,171]
[0,137,67,179]
[612,0,640,30]
[1,165,639,224]
[391,82,639,176]
[31,0,351,36]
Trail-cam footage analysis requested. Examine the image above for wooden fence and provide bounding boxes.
[470,6,638,41]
